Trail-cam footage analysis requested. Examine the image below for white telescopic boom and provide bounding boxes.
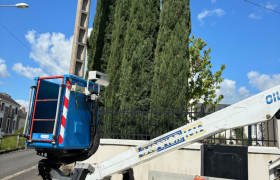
[84,84,280,180]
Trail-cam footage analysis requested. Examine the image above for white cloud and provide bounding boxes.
[249,13,261,20]
[25,30,72,76]
[248,2,278,20]
[247,71,280,92]
[214,9,226,16]
[197,8,225,25]
[214,70,280,104]
[84,53,88,78]
[84,28,92,77]
[211,22,216,26]
[266,2,277,10]
[12,63,49,79]
[216,79,251,104]
[23,29,92,78]
[0,58,10,78]
[16,100,30,112]
[88,28,93,37]
[0,82,3,85]
[198,11,209,24]
[211,0,217,3]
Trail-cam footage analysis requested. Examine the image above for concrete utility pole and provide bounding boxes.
[69,0,91,78]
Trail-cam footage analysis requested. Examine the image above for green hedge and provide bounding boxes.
[0,127,25,150]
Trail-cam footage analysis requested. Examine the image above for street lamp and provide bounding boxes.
[0,3,29,9]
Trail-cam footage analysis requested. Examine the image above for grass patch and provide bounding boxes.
[0,127,26,150]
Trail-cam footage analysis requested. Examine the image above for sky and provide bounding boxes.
[0,0,279,109]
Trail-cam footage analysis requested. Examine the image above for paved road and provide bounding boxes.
[0,149,44,179]
[8,168,42,180]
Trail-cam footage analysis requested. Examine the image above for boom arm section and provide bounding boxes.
[84,85,280,180]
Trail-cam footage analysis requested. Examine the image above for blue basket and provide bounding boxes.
[26,75,98,150]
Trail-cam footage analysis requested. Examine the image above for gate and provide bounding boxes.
[203,145,248,180]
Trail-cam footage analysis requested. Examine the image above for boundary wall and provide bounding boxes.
[82,139,280,180]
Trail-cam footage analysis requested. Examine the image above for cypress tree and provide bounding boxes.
[99,0,116,74]
[86,0,103,77]
[150,0,191,108]
[104,0,133,108]
[86,0,116,79]
[119,0,160,109]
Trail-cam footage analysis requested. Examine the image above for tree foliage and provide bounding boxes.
[188,35,226,109]
[233,127,248,145]
[86,0,117,107]
[86,0,116,79]
[86,0,103,78]
[119,0,160,109]
[104,0,132,108]
[150,0,191,108]
[87,0,226,112]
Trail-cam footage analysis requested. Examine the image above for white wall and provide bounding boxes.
[81,139,280,180]
[18,118,25,129]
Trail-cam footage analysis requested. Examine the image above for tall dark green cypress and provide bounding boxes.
[104,0,133,108]
[86,0,103,78]
[150,0,191,108]
[119,0,160,109]
[86,0,116,79]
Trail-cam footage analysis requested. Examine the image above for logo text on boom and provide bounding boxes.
[136,122,205,159]
[266,92,280,104]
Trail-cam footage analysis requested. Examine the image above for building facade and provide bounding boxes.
[0,92,21,134]
[18,107,27,129]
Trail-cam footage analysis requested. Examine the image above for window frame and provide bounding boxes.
[12,120,15,130]
[8,105,12,117]
[6,120,10,133]
[1,102,4,111]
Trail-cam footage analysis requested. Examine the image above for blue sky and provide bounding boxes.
[0,0,279,108]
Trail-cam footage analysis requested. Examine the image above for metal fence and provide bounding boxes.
[99,105,277,147]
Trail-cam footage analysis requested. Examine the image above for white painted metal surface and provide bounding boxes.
[23,87,33,135]
[86,71,109,96]
[15,3,29,8]
[87,71,109,88]
[80,84,280,180]
[269,157,280,180]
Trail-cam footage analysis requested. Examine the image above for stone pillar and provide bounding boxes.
[69,0,91,78]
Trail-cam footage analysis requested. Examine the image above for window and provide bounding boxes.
[0,118,2,128]
[1,103,4,111]
[15,108,18,115]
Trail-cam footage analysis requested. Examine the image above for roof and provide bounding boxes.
[0,93,21,107]
[18,109,27,119]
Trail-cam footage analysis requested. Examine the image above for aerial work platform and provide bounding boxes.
[47,82,280,180]
[25,75,97,150]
